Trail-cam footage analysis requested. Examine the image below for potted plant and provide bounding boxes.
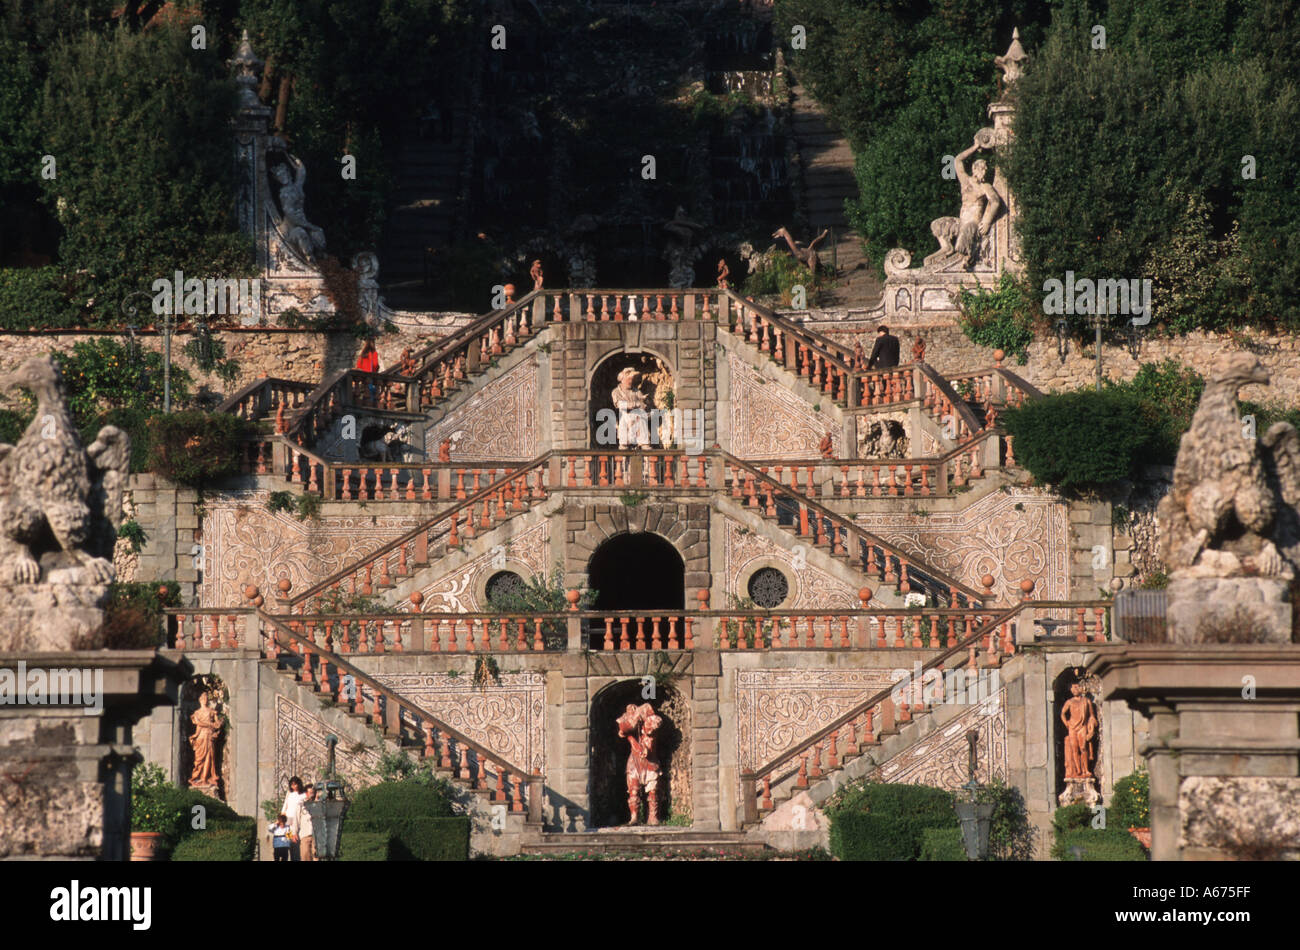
[1112,770,1150,850]
[130,763,181,861]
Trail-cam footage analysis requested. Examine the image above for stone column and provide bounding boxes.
[0,651,190,860]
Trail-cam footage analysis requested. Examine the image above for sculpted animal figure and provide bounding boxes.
[1158,353,1300,578]
[772,226,830,274]
[0,356,128,585]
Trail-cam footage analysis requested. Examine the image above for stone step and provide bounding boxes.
[522,830,766,855]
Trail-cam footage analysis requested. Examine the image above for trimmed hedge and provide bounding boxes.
[1052,803,1093,836]
[1052,828,1148,861]
[1001,387,1154,492]
[828,783,958,861]
[346,779,456,821]
[171,819,257,861]
[920,827,967,861]
[338,831,394,862]
[346,817,470,861]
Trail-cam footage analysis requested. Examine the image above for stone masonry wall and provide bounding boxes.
[808,313,1300,406]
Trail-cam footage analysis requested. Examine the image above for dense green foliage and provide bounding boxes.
[344,779,466,861]
[33,22,253,324]
[919,826,967,861]
[170,819,258,861]
[216,0,474,256]
[1119,359,1205,463]
[132,763,251,858]
[55,339,191,428]
[1008,0,1300,331]
[338,830,394,861]
[827,783,958,861]
[1110,770,1150,829]
[345,817,470,861]
[1001,387,1153,491]
[347,779,456,822]
[146,410,253,486]
[1052,827,1147,861]
[103,581,181,649]
[775,1,1048,268]
[957,274,1037,363]
[827,779,1033,861]
[487,565,594,650]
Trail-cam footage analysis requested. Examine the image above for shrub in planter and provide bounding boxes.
[146,410,252,486]
[1052,803,1094,836]
[1110,771,1150,830]
[103,582,181,649]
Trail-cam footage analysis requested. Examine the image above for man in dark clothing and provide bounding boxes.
[866,325,900,370]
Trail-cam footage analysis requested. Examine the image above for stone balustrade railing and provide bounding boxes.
[218,376,317,422]
[166,592,1111,656]
[258,608,542,818]
[737,592,1113,823]
[720,450,987,607]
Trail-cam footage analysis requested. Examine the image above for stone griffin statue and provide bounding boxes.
[617,702,663,825]
[1159,353,1300,642]
[1158,354,1300,580]
[0,356,129,650]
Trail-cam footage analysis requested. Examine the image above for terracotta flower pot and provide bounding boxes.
[1128,827,1152,850]
[129,831,164,862]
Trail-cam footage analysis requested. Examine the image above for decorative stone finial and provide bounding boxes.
[993,349,1005,366]
[231,30,265,109]
[858,587,873,608]
[1019,578,1035,600]
[994,28,1029,88]
[697,589,710,608]
[244,584,259,602]
[277,576,292,596]
[566,589,581,611]
[410,590,424,610]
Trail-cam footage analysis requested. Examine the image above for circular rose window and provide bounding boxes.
[747,567,790,608]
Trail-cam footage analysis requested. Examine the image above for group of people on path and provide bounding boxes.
[267,776,316,862]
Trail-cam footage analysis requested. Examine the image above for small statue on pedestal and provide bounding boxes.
[188,692,224,793]
[617,703,662,825]
[1059,679,1100,807]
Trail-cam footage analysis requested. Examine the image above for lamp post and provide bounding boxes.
[1092,314,1104,391]
[305,734,348,860]
[1054,318,1069,365]
[953,730,994,860]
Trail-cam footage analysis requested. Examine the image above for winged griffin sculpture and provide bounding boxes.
[0,355,128,588]
[1158,353,1300,580]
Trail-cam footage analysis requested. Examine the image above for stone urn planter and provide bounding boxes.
[1128,827,1152,850]
[128,831,164,862]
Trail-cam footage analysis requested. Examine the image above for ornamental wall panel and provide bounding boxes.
[414,520,551,612]
[274,695,383,793]
[722,520,860,610]
[424,360,539,461]
[857,489,1070,601]
[201,490,423,607]
[728,354,836,458]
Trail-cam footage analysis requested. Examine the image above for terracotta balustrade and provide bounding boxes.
[166,610,255,650]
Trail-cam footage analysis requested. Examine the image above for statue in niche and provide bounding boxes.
[612,369,651,450]
[188,692,224,791]
[1061,681,1097,780]
[268,139,326,264]
[928,131,1004,270]
[617,703,663,825]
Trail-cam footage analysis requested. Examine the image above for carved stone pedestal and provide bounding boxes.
[0,650,190,860]
[0,584,109,653]
[1166,576,1294,644]
[1057,777,1100,808]
[1088,645,1300,860]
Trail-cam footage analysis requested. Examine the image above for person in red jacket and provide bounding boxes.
[356,341,380,373]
